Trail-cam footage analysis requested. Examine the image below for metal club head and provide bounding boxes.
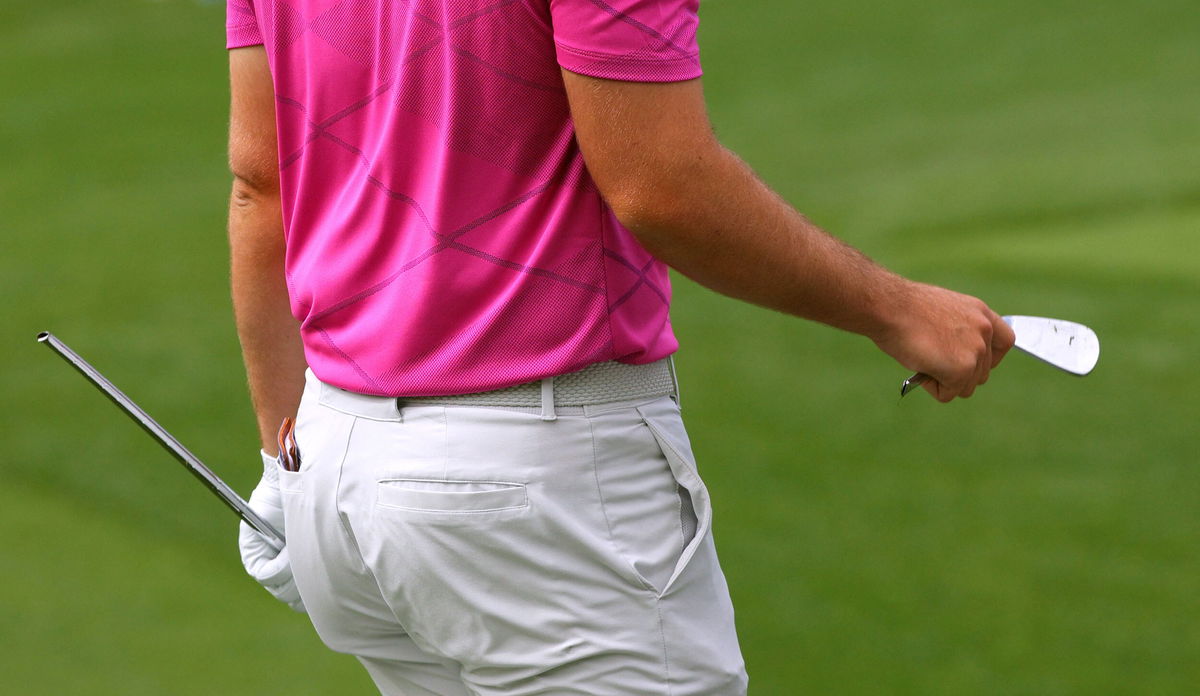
[899,315,1100,398]
[1002,315,1099,376]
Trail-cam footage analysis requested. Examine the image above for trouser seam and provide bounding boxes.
[673,485,686,565]
[333,417,363,564]
[333,416,414,640]
[586,417,615,540]
[440,407,449,480]
[656,602,673,695]
[590,414,673,688]
[586,414,656,596]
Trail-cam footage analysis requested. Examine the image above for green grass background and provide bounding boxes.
[1,0,1196,692]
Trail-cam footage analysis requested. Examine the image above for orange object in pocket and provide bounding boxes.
[276,417,301,472]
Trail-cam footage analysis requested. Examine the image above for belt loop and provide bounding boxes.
[667,356,681,407]
[540,377,557,421]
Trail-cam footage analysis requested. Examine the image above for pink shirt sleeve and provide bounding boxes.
[550,0,702,82]
[226,0,263,49]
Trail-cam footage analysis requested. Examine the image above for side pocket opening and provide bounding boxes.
[636,403,713,597]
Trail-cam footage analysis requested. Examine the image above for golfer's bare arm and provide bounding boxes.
[562,72,1014,401]
[228,46,307,454]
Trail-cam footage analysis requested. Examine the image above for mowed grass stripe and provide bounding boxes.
[0,479,373,695]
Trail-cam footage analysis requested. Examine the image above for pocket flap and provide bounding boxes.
[376,479,528,513]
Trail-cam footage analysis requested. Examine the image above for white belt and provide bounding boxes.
[315,358,679,423]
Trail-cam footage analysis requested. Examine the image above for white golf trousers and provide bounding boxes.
[281,370,747,695]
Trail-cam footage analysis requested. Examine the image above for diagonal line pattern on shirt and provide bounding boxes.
[392,0,443,28]
[585,0,696,58]
[283,0,560,171]
[604,249,668,307]
[448,0,525,28]
[446,241,605,293]
[305,182,544,324]
[307,175,602,324]
[608,257,665,310]
[308,244,443,323]
[318,82,395,128]
[300,134,440,255]
[315,326,383,392]
[279,82,395,170]
[276,95,307,113]
[275,0,621,358]
[320,128,534,245]
[449,46,560,93]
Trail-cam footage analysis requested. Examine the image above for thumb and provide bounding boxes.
[991,314,1016,367]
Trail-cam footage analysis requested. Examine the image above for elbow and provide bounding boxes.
[228,171,284,250]
[600,141,722,245]
[605,187,653,233]
[229,146,280,209]
[601,159,692,232]
[230,173,279,211]
[603,175,694,254]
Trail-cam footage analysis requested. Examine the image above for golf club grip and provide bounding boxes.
[900,372,930,397]
[37,332,285,550]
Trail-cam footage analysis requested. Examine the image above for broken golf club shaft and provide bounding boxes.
[898,316,1100,398]
[37,332,285,550]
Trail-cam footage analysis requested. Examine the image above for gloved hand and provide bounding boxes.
[239,450,305,613]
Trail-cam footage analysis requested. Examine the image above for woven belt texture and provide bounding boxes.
[404,358,675,408]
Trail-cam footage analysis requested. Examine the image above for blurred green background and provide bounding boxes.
[2,0,1197,693]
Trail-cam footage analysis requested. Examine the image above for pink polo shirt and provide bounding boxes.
[226,0,701,396]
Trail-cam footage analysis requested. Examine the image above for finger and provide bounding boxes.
[975,338,992,389]
[960,362,978,398]
[925,379,955,403]
[928,375,958,401]
[239,520,276,549]
[936,359,974,401]
[250,546,293,584]
[976,309,998,386]
[990,312,1016,367]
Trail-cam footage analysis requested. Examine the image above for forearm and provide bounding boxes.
[229,179,306,454]
[562,73,1013,400]
[565,74,910,344]
[616,144,909,343]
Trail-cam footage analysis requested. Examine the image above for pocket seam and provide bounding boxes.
[378,478,524,486]
[376,479,528,514]
[637,405,712,597]
[588,418,659,596]
[277,468,303,493]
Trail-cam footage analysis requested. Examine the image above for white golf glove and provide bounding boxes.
[238,451,305,613]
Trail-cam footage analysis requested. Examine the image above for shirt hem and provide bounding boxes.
[555,42,702,83]
[226,26,264,50]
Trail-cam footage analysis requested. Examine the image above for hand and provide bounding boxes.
[238,451,305,612]
[873,281,1016,402]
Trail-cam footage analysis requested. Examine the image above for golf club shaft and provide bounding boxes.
[37,332,285,550]
[900,372,930,397]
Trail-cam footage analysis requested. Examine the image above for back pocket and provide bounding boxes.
[376,479,528,513]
